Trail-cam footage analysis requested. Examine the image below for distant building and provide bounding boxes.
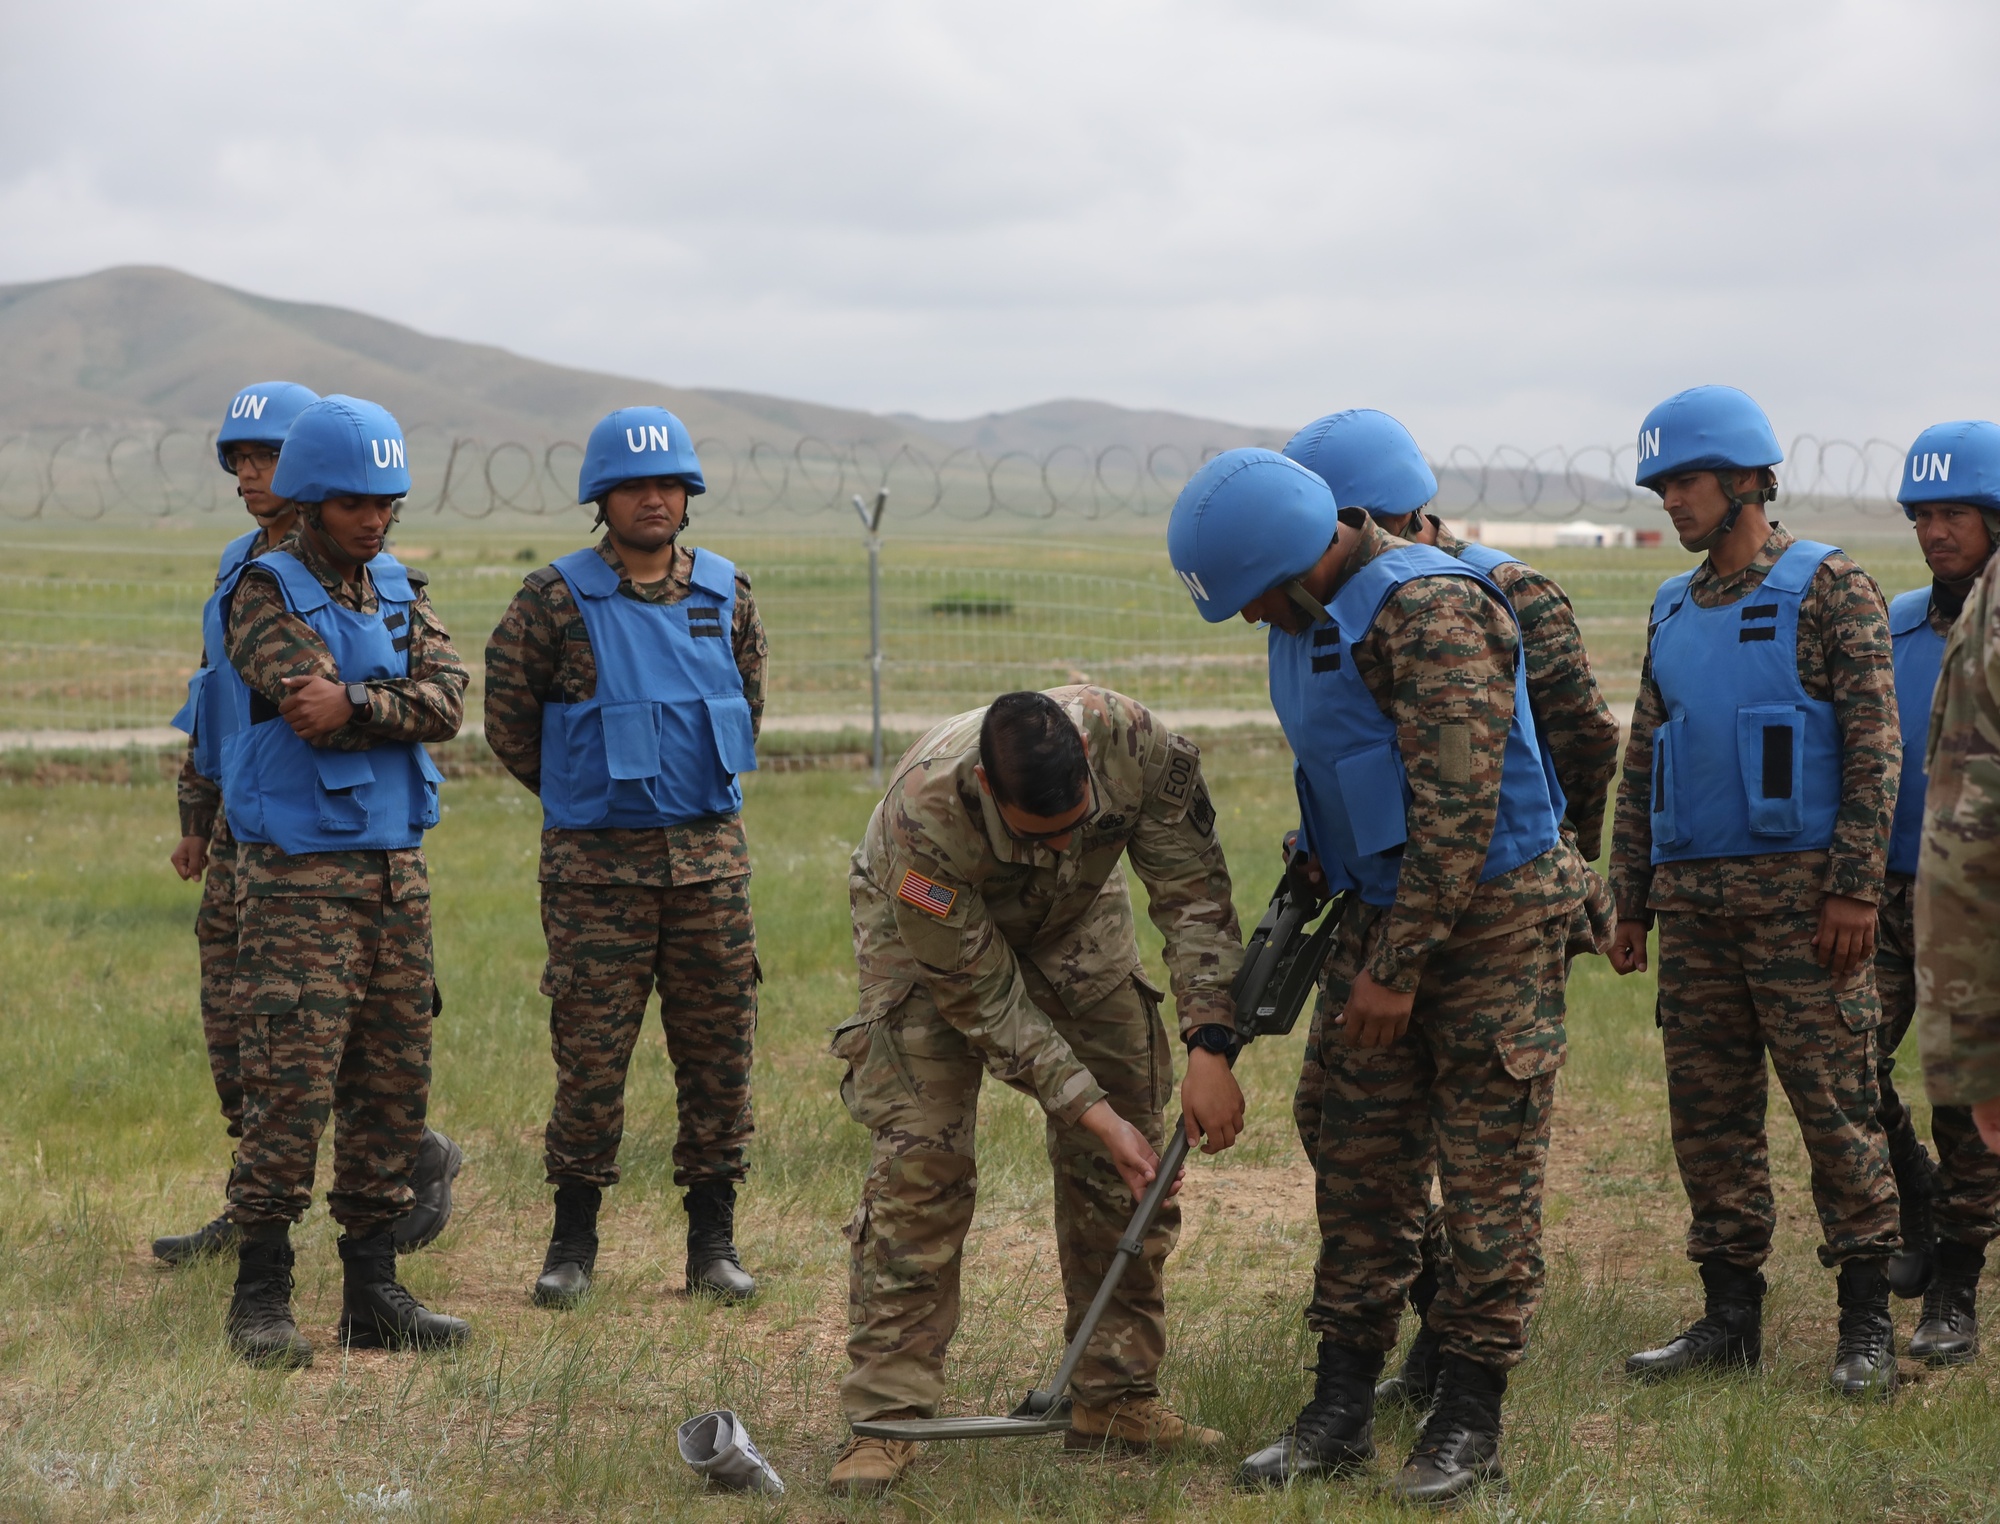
[1446,518,1660,549]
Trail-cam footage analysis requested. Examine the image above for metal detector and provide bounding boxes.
[849,856,1340,1445]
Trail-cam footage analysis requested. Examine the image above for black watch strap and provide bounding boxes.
[344,682,372,723]
[1183,1023,1244,1066]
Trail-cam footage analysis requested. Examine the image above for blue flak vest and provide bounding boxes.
[1646,540,1842,865]
[1267,543,1565,907]
[218,550,443,855]
[171,529,263,782]
[1887,586,1945,878]
[1450,540,1519,578]
[539,546,759,830]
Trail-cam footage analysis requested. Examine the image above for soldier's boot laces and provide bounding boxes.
[1829,1258,1899,1399]
[1908,1240,1983,1366]
[684,1182,756,1302]
[337,1230,468,1350]
[154,1213,241,1267]
[1886,1130,1940,1300]
[533,1182,601,1308]
[1625,1261,1763,1379]
[1237,1339,1379,1488]
[1384,1354,1507,1508]
[392,1128,464,1254]
[226,1229,312,1370]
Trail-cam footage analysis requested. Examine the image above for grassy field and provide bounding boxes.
[3,727,1999,1523]
[0,517,1937,733]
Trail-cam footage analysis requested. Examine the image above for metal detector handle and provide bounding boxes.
[1019,1116,1193,1416]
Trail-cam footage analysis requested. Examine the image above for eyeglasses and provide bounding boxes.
[996,775,1098,844]
[226,447,281,473]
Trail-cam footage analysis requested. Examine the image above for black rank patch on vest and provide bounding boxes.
[1739,602,1778,641]
[1311,624,1341,673]
[688,604,725,638]
[383,612,406,631]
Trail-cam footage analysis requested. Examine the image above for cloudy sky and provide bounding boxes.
[3,1,1995,452]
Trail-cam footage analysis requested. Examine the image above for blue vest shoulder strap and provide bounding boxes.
[555,546,619,598]
[218,529,263,581]
[1763,539,1839,594]
[688,547,737,601]
[1650,569,1696,627]
[1453,541,1518,575]
[1889,586,1933,637]
[367,553,413,602]
[253,552,333,614]
[1337,543,1477,631]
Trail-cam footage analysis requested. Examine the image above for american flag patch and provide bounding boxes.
[897,868,958,919]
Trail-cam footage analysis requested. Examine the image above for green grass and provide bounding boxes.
[2,736,1997,1521]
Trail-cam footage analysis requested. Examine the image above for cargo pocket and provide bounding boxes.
[1495,1023,1566,1158]
[172,667,207,736]
[1738,705,1805,837]
[600,701,662,781]
[539,961,573,1000]
[1132,972,1173,1113]
[235,974,302,1089]
[1650,715,1689,850]
[1837,977,1885,1033]
[704,694,759,775]
[312,750,374,833]
[411,745,444,830]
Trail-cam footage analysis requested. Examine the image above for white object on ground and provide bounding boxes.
[676,1409,784,1495]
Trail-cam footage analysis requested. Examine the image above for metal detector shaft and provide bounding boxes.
[1019,1115,1193,1415]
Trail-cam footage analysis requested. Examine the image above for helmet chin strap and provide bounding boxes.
[1686,471,1777,555]
[1284,578,1330,625]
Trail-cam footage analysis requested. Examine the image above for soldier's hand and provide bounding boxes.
[1812,893,1877,977]
[1974,1097,2000,1155]
[1608,919,1649,975]
[1336,972,1414,1048]
[170,834,209,880]
[280,674,356,744]
[1079,1099,1175,1200]
[1182,1049,1245,1154]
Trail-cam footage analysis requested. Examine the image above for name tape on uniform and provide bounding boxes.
[896,868,958,919]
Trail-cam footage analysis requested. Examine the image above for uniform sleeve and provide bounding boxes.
[1356,578,1518,992]
[885,819,1105,1126]
[733,572,768,742]
[1609,654,1666,923]
[1813,560,1899,903]
[482,573,568,793]
[346,587,466,745]
[177,741,220,839]
[1128,731,1244,1032]
[1499,562,1620,861]
[225,568,337,703]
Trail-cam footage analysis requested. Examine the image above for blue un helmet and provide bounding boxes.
[1282,409,1437,520]
[268,396,411,503]
[214,381,320,471]
[1634,384,1783,492]
[578,407,707,504]
[1167,449,1338,623]
[1898,421,2000,520]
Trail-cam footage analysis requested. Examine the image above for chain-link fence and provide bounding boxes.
[0,429,1921,524]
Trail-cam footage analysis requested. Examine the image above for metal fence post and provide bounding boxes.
[852,487,890,782]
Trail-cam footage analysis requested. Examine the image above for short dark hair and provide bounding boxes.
[979,691,1088,816]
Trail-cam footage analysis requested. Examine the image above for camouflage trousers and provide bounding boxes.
[1875,876,2000,1247]
[1298,907,1569,1369]
[833,975,1176,1423]
[227,890,433,1237]
[539,875,758,1189]
[1655,909,1899,1269]
[195,814,243,1139]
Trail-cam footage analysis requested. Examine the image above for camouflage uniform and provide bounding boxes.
[483,536,766,1190]
[834,686,1244,1423]
[180,738,244,1138]
[1917,552,2000,1114]
[223,526,466,1235]
[1611,524,1901,1269]
[1287,515,1582,1370]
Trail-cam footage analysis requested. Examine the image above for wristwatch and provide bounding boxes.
[1182,1023,1244,1067]
[344,682,374,725]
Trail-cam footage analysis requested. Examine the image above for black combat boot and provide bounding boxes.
[337,1230,468,1350]
[1376,1260,1444,1412]
[154,1212,241,1266]
[684,1182,756,1302]
[1385,1353,1506,1505]
[1236,1339,1380,1488]
[1908,1239,1983,1366]
[532,1181,601,1308]
[1886,1128,1939,1300]
[1625,1260,1764,1379]
[226,1226,313,1369]
[1829,1258,1898,1398]
[392,1128,464,1254]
